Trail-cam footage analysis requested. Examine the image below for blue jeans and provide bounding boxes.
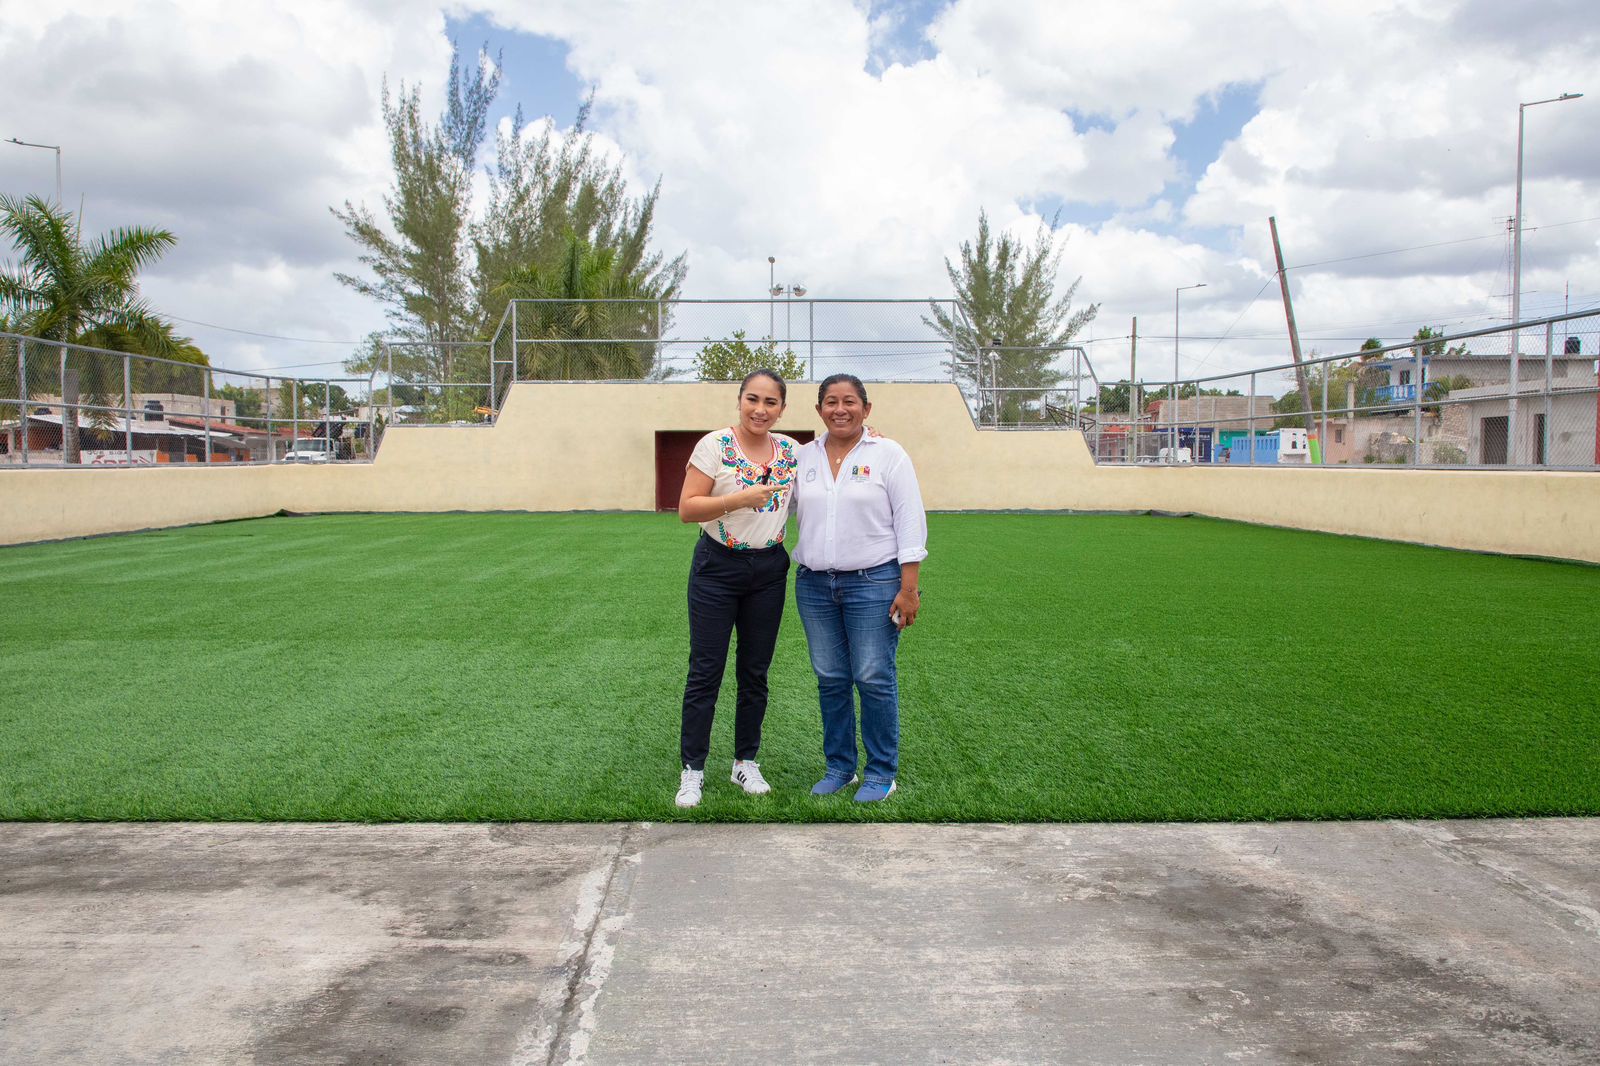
[795,561,902,785]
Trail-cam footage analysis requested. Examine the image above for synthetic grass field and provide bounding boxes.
[1,512,1597,823]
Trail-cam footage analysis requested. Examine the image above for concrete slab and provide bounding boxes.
[1,820,1596,1064]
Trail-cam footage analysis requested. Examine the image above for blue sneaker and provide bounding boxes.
[853,780,897,803]
[811,772,859,796]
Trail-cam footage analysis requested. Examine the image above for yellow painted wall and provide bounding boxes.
[4,381,1598,562]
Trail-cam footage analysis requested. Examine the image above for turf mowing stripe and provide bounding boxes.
[1,512,1596,822]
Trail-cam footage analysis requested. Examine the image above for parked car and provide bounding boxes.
[282,438,334,463]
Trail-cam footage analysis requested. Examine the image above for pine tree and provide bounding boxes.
[925,210,1097,422]
[332,42,500,385]
[473,98,685,338]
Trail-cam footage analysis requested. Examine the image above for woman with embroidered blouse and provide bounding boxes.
[672,369,800,809]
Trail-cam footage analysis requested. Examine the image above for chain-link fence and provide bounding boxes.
[12,306,1594,472]
[376,299,968,430]
[0,333,376,468]
[951,344,1100,429]
[493,297,963,384]
[1083,310,1600,471]
[374,341,493,430]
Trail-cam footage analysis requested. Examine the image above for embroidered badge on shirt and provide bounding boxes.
[805,467,817,483]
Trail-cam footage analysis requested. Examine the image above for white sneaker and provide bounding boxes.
[675,768,705,808]
[731,760,771,795]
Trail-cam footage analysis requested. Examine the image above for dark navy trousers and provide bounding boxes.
[680,533,790,770]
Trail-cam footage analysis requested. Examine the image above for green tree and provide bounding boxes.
[76,319,211,393]
[1410,325,1471,364]
[1423,373,1473,401]
[338,51,687,393]
[333,41,500,384]
[216,383,265,427]
[473,98,686,336]
[924,209,1098,423]
[0,194,178,455]
[298,382,354,416]
[493,233,671,383]
[1090,381,1240,414]
[694,330,806,382]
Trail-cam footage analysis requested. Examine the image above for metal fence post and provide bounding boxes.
[265,376,274,463]
[367,371,377,460]
[1508,319,1522,465]
[511,301,519,381]
[1130,381,1139,464]
[59,344,72,465]
[1320,366,1329,465]
[324,379,332,461]
[1247,372,1256,465]
[18,338,27,466]
[124,352,134,464]
[1412,348,1424,466]
[1190,382,1199,463]
[1543,321,1554,466]
[204,366,212,463]
[808,300,816,381]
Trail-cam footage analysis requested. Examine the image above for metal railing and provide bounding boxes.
[376,298,974,429]
[0,333,379,468]
[12,303,1593,473]
[951,344,1099,429]
[1084,309,1600,471]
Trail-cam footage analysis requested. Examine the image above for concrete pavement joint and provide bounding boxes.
[1394,820,1600,940]
[524,823,642,1066]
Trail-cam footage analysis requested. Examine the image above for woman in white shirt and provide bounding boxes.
[791,374,928,803]
[672,369,800,809]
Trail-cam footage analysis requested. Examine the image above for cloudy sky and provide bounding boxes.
[3,0,1596,386]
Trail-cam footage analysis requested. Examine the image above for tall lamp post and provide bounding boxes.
[767,256,777,339]
[1511,92,1581,464]
[1172,282,1206,461]
[5,137,62,204]
[770,283,806,351]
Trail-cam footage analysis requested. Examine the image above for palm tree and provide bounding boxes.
[493,233,661,382]
[0,195,178,456]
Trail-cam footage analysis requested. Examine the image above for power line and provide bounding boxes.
[1187,275,1279,376]
[1282,215,1600,272]
[165,313,368,345]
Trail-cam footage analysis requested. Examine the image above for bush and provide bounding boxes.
[694,331,806,382]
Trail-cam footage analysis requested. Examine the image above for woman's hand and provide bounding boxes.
[890,587,920,630]
[737,484,780,511]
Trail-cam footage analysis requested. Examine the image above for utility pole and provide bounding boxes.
[1269,216,1319,462]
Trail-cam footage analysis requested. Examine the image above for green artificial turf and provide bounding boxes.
[1,512,1596,823]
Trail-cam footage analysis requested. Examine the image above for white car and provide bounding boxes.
[282,439,334,463]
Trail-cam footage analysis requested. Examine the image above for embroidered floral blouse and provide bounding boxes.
[687,428,800,549]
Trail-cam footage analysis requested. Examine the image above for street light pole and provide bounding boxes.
[769,283,807,353]
[1173,282,1206,462]
[767,256,776,340]
[6,138,62,204]
[1512,91,1581,464]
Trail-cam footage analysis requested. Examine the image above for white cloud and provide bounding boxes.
[2,0,1596,389]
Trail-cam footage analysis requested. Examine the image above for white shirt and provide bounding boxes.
[687,428,799,550]
[792,434,929,571]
